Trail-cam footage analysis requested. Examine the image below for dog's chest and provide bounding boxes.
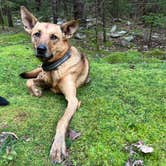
[38,69,63,87]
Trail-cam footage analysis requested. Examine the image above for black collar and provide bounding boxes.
[42,50,71,71]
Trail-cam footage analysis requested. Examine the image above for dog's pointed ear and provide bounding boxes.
[20,6,38,33]
[61,20,79,39]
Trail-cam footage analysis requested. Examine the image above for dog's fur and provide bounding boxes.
[20,6,89,163]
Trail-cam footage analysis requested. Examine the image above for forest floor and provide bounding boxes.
[0,31,165,166]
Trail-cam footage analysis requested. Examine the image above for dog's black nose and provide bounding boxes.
[37,44,47,55]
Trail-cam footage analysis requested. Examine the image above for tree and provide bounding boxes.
[0,0,13,27]
[73,0,85,25]
[102,0,106,43]
[95,0,99,50]
[0,0,4,26]
[143,13,166,47]
[35,0,41,11]
[112,0,120,18]
[6,4,13,27]
[51,0,58,23]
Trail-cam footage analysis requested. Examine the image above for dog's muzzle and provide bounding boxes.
[36,44,53,60]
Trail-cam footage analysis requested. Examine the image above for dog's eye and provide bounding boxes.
[34,32,41,37]
[50,34,58,40]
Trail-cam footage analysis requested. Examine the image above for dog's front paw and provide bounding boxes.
[50,136,67,164]
[33,88,42,97]
[29,87,42,97]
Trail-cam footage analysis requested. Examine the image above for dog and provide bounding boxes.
[20,6,89,163]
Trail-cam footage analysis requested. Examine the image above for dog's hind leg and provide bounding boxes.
[50,75,79,163]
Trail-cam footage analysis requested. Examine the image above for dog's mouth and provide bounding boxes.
[36,52,53,61]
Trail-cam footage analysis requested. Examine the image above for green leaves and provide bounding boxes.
[143,13,166,28]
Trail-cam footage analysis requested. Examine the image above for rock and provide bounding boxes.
[143,45,148,51]
[86,18,102,28]
[121,39,130,47]
[86,18,96,22]
[110,25,117,33]
[127,21,132,26]
[75,33,86,40]
[121,36,134,47]
[112,18,122,22]
[56,18,65,25]
[15,19,22,26]
[86,18,96,28]
[152,33,160,40]
[110,30,128,38]
[123,36,134,42]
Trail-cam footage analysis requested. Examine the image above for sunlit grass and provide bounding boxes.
[0,32,165,165]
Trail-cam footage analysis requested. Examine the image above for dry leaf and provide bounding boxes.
[133,160,143,166]
[125,159,144,166]
[68,129,81,140]
[133,141,153,154]
[125,159,133,166]
[139,145,154,153]
[1,132,18,140]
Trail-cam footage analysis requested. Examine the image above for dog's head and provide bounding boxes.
[20,6,78,62]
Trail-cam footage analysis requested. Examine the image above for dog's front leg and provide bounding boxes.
[26,71,48,96]
[50,75,79,163]
[26,79,43,97]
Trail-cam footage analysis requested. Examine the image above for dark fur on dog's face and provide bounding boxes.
[20,6,78,62]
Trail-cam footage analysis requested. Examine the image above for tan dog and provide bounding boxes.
[20,6,89,163]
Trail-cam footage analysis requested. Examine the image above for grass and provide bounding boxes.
[103,50,161,64]
[0,32,166,166]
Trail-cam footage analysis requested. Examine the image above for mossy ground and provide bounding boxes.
[0,32,165,166]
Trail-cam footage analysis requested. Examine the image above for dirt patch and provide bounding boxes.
[0,122,9,130]
[14,112,27,122]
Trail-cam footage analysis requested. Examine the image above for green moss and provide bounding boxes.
[144,49,166,60]
[0,32,30,46]
[103,50,161,64]
[0,32,165,165]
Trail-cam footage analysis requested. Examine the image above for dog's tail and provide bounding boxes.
[0,96,9,106]
[19,67,42,79]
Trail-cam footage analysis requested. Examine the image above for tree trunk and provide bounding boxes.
[0,6,4,25]
[73,0,85,25]
[95,0,99,50]
[0,0,5,30]
[102,1,106,43]
[112,0,119,18]
[35,0,41,11]
[148,24,153,48]
[3,2,13,27]
[51,0,58,23]
[63,1,68,18]
[6,6,13,27]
